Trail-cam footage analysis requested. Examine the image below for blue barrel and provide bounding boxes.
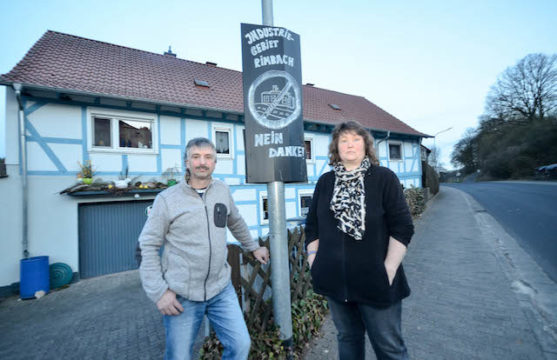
[20,256,50,299]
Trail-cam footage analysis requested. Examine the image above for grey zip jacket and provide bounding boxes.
[139,179,259,303]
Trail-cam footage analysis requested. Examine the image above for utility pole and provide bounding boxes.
[261,0,294,348]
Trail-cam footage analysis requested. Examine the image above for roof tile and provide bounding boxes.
[1,31,426,137]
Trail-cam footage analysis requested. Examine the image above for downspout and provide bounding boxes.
[375,130,391,150]
[13,83,29,258]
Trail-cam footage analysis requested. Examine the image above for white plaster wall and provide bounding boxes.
[27,142,57,171]
[404,142,414,157]
[312,133,330,157]
[28,103,82,139]
[376,141,388,158]
[27,175,78,268]
[0,165,23,286]
[306,162,315,178]
[128,154,158,173]
[185,119,209,141]
[89,153,123,172]
[315,158,329,177]
[161,149,182,174]
[5,89,20,165]
[223,177,241,185]
[215,158,233,174]
[286,201,296,218]
[231,188,256,201]
[235,124,245,151]
[406,159,415,172]
[50,143,83,172]
[237,203,258,228]
[236,154,245,176]
[0,173,78,287]
[160,115,181,145]
[285,187,295,199]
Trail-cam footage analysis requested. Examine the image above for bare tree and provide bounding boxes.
[451,128,478,174]
[485,53,557,121]
[428,145,442,171]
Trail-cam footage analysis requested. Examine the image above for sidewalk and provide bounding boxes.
[304,186,557,360]
[0,270,165,360]
[1,186,555,359]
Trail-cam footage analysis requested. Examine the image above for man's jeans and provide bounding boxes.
[163,282,250,360]
[327,297,409,360]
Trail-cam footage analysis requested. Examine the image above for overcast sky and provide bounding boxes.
[1,0,556,168]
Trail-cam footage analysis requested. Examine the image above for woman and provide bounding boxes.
[305,120,414,360]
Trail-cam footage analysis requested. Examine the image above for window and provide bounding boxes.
[389,143,402,161]
[88,109,157,153]
[260,193,269,224]
[213,126,234,158]
[304,138,313,161]
[215,131,230,155]
[299,191,314,217]
[93,117,111,147]
[118,119,152,149]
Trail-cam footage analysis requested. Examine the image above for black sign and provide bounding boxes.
[241,23,307,184]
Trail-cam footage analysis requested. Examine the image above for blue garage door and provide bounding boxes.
[78,200,152,278]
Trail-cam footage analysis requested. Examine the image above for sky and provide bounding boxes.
[1,0,556,169]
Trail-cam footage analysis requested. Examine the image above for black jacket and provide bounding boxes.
[305,165,414,307]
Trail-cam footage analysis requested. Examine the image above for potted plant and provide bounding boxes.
[163,166,180,187]
[77,160,95,185]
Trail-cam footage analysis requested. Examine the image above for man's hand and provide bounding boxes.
[252,246,270,265]
[156,289,184,316]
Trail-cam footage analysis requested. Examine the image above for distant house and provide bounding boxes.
[0,31,428,294]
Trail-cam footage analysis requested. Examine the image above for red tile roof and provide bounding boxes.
[1,31,426,137]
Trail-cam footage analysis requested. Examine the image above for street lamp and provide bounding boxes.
[433,126,453,149]
[431,127,452,172]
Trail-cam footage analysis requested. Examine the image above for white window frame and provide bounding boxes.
[212,124,234,159]
[87,107,158,154]
[304,136,315,163]
[388,141,403,161]
[298,189,314,218]
[259,192,269,225]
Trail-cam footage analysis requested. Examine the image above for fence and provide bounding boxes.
[227,226,312,332]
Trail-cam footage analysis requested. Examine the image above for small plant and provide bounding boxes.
[163,165,181,186]
[77,160,95,184]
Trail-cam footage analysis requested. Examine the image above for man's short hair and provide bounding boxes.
[185,137,216,161]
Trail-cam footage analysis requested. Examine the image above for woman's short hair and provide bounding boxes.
[328,121,379,165]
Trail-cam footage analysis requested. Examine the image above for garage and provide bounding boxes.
[78,200,153,278]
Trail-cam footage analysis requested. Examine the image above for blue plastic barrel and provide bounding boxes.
[20,256,50,299]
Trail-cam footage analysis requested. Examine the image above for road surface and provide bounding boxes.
[444,181,557,282]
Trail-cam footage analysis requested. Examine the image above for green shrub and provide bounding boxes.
[404,187,425,218]
[200,288,328,359]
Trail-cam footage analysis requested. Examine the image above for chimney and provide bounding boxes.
[206,61,217,67]
[164,46,176,57]
[306,83,315,87]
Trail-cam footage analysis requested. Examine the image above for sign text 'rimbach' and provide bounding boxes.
[241,23,307,183]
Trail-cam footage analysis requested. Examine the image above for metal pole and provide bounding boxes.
[267,181,293,342]
[262,0,274,26]
[261,0,293,346]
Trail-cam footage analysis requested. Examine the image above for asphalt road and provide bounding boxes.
[444,181,557,282]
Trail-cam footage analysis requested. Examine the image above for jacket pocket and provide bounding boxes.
[214,203,227,228]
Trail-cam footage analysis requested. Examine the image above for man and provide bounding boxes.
[139,137,269,360]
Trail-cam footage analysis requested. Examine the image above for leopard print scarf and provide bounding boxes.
[330,157,370,240]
